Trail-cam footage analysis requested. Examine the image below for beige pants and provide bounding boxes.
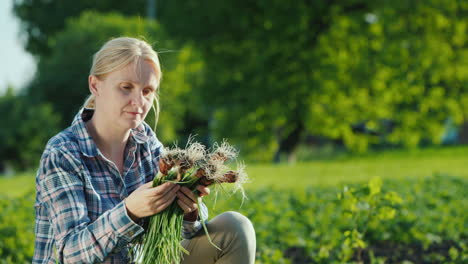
[181,211,256,264]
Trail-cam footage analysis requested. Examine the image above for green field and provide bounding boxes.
[1,146,467,263]
[3,145,467,195]
[246,145,468,188]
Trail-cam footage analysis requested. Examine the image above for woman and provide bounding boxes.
[33,37,256,263]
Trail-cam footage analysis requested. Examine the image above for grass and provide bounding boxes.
[1,145,468,196]
[245,146,468,189]
[0,171,36,197]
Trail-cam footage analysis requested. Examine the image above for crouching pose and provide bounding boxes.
[33,37,256,263]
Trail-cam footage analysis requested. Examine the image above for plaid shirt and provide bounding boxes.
[33,108,208,264]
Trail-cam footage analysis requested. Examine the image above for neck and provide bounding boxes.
[86,111,130,159]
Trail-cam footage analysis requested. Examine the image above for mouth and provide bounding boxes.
[126,111,142,116]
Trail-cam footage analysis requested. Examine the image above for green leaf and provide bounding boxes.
[369,177,383,196]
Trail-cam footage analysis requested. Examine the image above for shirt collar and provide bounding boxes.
[71,108,150,157]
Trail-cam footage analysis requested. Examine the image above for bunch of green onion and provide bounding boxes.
[131,140,248,264]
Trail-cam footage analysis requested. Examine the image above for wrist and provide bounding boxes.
[183,209,199,222]
[124,199,140,222]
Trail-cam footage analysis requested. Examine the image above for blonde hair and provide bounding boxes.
[84,37,162,129]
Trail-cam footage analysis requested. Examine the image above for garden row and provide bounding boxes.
[0,175,466,263]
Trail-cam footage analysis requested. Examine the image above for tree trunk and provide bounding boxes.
[458,120,468,144]
[273,122,304,163]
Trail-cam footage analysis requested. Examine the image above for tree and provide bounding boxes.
[157,0,468,160]
[24,11,207,144]
[0,87,60,170]
[157,0,373,161]
[13,0,468,162]
[309,0,468,151]
[13,0,146,57]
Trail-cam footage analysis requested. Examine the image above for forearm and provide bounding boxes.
[58,201,144,263]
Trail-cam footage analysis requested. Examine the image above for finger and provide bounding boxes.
[155,194,177,213]
[151,182,179,196]
[146,182,170,195]
[139,181,154,190]
[176,191,198,210]
[161,183,180,196]
[196,185,210,197]
[176,199,197,214]
[176,190,195,205]
[149,189,177,209]
[158,190,178,205]
[179,187,197,202]
[152,189,178,210]
[176,199,190,213]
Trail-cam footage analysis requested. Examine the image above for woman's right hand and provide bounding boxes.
[124,181,180,222]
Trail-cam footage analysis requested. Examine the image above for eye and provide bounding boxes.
[121,83,133,90]
[143,88,154,96]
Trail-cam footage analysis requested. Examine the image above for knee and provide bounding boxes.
[215,211,255,240]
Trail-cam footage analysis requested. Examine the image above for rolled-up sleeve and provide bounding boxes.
[38,150,144,263]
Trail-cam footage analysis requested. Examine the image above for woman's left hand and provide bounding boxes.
[176,185,210,221]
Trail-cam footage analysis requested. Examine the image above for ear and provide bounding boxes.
[88,75,100,96]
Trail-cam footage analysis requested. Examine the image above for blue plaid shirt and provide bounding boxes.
[33,108,208,263]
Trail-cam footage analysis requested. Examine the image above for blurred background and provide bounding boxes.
[0,0,467,263]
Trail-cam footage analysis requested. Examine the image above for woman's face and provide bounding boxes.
[91,59,158,131]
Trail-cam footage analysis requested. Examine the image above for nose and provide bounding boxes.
[130,90,144,107]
